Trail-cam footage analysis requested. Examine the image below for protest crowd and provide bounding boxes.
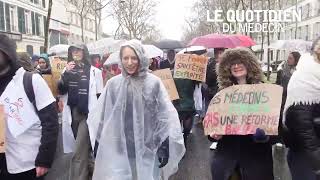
[0,33,319,180]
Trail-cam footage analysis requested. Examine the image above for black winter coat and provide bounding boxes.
[285,103,320,177]
[209,135,274,180]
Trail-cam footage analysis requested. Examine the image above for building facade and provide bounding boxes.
[49,0,101,47]
[0,0,102,56]
[0,0,47,55]
[251,0,320,62]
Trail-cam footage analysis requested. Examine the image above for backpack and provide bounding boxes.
[23,71,37,112]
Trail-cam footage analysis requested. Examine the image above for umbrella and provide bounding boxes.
[143,45,163,58]
[87,38,125,55]
[103,51,120,66]
[188,34,241,48]
[178,46,207,54]
[154,39,185,50]
[268,39,312,52]
[232,34,256,47]
[48,44,70,57]
[104,44,163,66]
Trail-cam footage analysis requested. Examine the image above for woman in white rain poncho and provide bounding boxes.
[87,40,185,180]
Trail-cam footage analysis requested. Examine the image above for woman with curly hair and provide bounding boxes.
[208,48,274,180]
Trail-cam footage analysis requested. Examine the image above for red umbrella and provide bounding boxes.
[232,34,256,47]
[188,34,242,48]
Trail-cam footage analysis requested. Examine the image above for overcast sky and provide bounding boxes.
[102,0,196,40]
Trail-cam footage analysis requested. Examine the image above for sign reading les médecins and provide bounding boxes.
[203,84,283,135]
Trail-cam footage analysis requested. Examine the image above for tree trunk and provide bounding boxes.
[267,0,271,81]
[44,0,53,53]
[260,0,264,62]
[81,17,85,42]
[95,1,98,40]
[295,0,298,39]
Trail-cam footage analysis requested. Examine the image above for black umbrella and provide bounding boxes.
[154,39,185,50]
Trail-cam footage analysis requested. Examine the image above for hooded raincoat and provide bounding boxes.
[87,40,185,180]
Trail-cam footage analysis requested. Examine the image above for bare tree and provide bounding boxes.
[44,0,53,52]
[93,0,112,40]
[111,0,157,40]
[66,0,97,42]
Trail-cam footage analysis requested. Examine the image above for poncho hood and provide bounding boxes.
[67,44,90,65]
[119,39,150,77]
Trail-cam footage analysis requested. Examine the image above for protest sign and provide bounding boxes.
[0,105,5,153]
[173,54,208,82]
[203,84,283,135]
[51,57,67,74]
[51,57,66,86]
[43,75,58,97]
[153,69,179,101]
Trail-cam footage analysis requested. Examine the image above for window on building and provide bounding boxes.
[38,15,43,36]
[9,5,16,32]
[297,27,302,39]
[306,4,310,18]
[305,25,309,40]
[40,46,45,54]
[18,7,26,34]
[314,22,320,40]
[26,45,33,56]
[31,12,36,35]
[5,3,10,32]
[0,1,5,31]
[25,11,31,34]
[34,0,39,5]
[43,16,46,35]
[42,0,46,8]
[35,13,40,36]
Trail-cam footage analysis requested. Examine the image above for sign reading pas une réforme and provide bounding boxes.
[203,84,283,136]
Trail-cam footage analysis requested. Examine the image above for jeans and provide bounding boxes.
[287,150,316,180]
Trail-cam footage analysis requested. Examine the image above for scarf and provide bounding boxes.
[67,64,91,114]
[283,53,320,125]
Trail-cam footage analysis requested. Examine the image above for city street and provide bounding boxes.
[45,120,291,180]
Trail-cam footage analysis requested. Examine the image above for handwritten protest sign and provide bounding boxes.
[203,84,283,135]
[43,75,58,97]
[0,105,5,153]
[173,54,208,82]
[153,69,179,101]
[51,57,67,74]
[50,57,66,96]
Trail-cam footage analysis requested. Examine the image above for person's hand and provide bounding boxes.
[58,98,64,112]
[210,133,223,140]
[66,61,75,71]
[36,166,48,177]
[158,157,169,168]
[253,128,269,143]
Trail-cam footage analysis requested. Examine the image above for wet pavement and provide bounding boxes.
[46,120,291,180]
[170,123,212,180]
[170,123,292,180]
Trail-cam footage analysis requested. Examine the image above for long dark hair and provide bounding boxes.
[290,51,301,66]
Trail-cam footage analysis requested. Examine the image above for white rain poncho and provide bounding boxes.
[87,40,185,180]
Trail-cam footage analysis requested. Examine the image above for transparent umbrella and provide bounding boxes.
[48,44,70,57]
[268,39,312,52]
